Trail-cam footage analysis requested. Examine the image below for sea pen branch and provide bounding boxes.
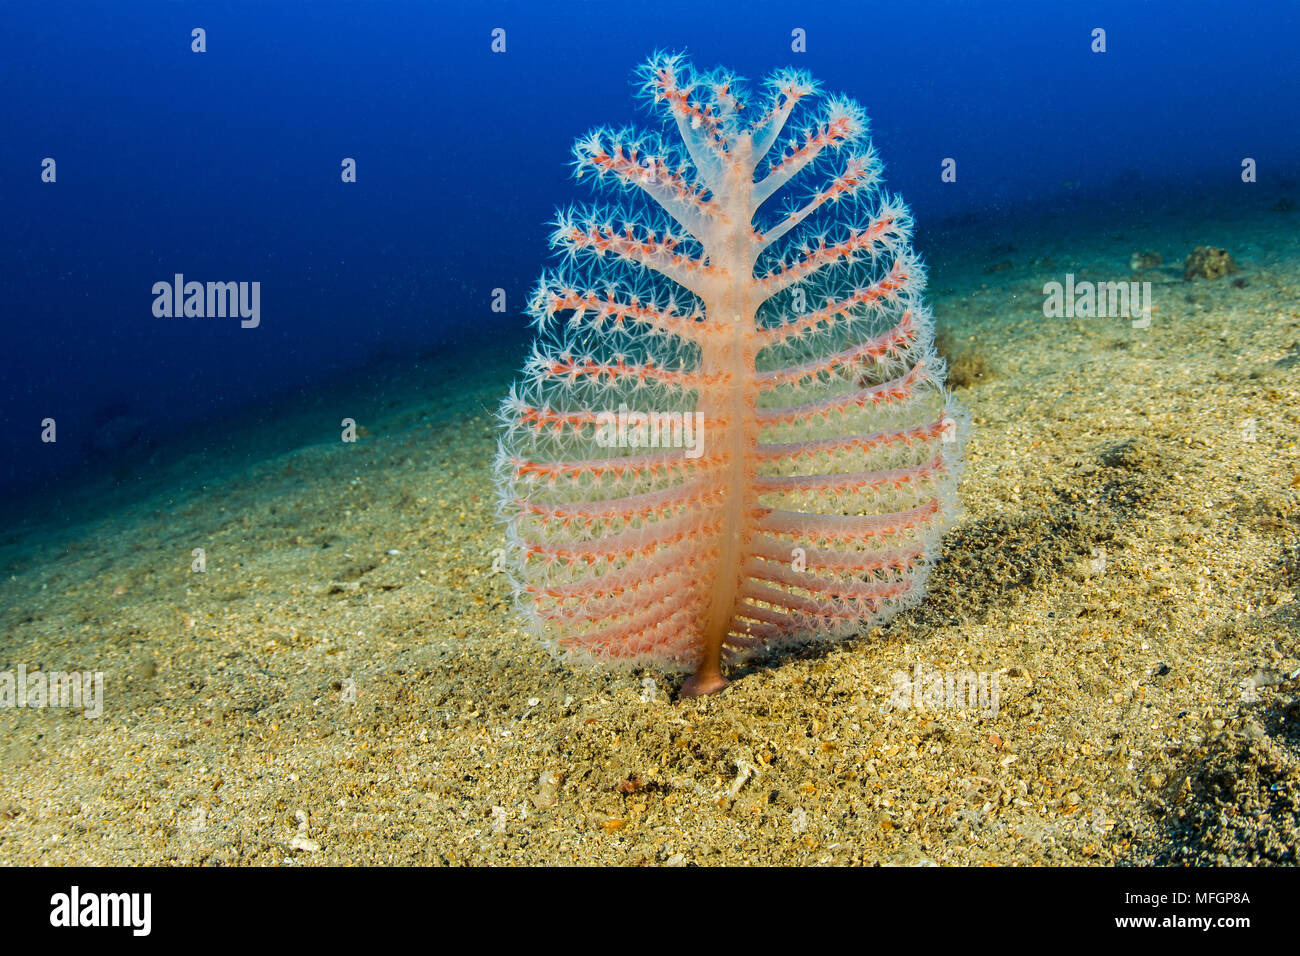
[753,100,865,206]
[552,214,709,295]
[758,153,879,250]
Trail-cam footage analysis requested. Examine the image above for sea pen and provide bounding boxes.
[496,54,966,696]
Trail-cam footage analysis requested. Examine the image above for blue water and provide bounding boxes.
[2,0,1297,500]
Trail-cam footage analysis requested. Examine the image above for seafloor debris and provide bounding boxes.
[1129,250,1163,270]
[1183,245,1238,280]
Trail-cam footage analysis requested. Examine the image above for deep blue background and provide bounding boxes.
[2,0,1298,496]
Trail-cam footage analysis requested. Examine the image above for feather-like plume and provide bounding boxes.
[495,54,967,696]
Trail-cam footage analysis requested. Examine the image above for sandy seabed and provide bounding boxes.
[2,195,1299,866]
